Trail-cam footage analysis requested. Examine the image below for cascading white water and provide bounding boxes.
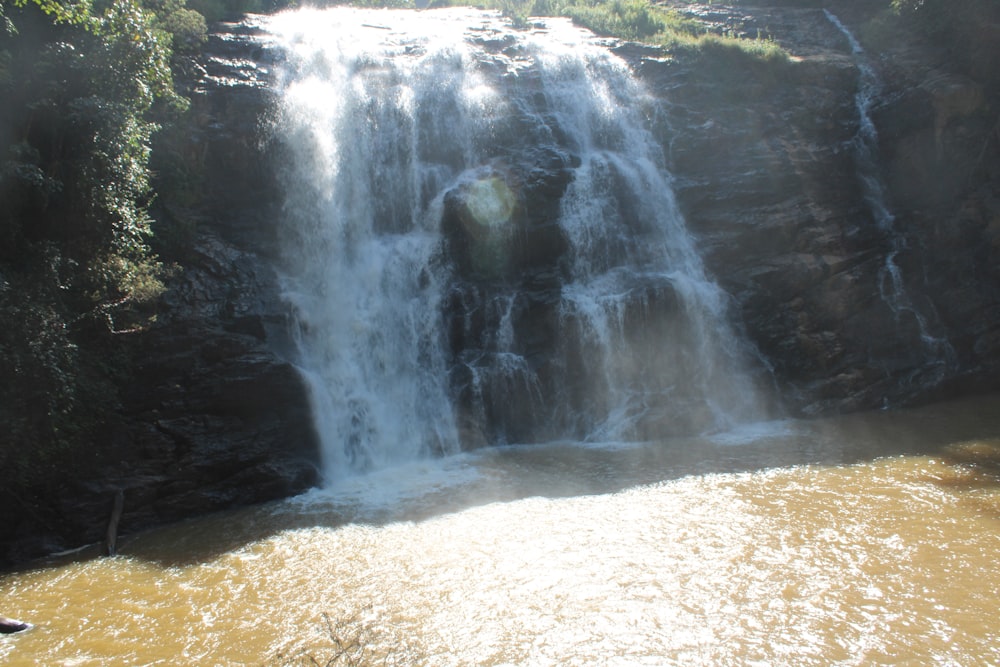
[555,119,763,438]
[268,7,768,478]
[268,8,476,476]
[824,10,955,370]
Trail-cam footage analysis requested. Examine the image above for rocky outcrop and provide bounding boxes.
[0,22,319,568]
[0,616,31,634]
[99,23,321,549]
[121,1,995,502]
[627,1,1000,415]
[441,150,576,445]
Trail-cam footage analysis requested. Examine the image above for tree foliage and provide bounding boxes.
[0,0,184,482]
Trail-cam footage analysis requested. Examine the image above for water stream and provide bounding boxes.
[824,10,956,375]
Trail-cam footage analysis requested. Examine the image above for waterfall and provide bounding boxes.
[824,10,955,375]
[267,8,769,478]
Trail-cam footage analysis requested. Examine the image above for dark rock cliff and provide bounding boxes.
[0,23,320,568]
[96,24,322,551]
[629,1,1000,416]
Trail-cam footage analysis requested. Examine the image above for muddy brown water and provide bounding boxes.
[3,394,1000,665]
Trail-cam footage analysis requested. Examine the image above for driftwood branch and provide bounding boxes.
[103,489,125,557]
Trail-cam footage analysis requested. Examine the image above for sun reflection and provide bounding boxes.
[452,170,519,277]
[463,175,516,230]
[5,422,1000,665]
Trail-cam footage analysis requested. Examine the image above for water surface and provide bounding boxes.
[3,394,1000,665]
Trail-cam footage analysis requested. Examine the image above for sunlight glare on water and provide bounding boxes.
[3,395,1000,666]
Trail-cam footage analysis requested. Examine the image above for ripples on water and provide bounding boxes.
[2,395,1000,665]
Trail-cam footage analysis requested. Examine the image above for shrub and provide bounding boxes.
[160,6,207,52]
[0,0,175,489]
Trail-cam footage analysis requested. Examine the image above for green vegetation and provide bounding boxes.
[561,0,698,42]
[884,0,998,88]
[453,0,789,62]
[562,0,786,61]
[0,0,187,484]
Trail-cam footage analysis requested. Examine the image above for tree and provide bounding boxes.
[0,0,174,485]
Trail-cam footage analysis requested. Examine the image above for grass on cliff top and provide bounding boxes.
[526,0,788,64]
[315,0,789,63]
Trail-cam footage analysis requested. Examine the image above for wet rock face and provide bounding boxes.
[106,23,322,537]
[441,149,574,283]
[0,22,320,568]
[441,148,576,445]
[136,3,996,473]
[639,43,893,413]
[107,234,320,527]
[630,2,1000,414]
